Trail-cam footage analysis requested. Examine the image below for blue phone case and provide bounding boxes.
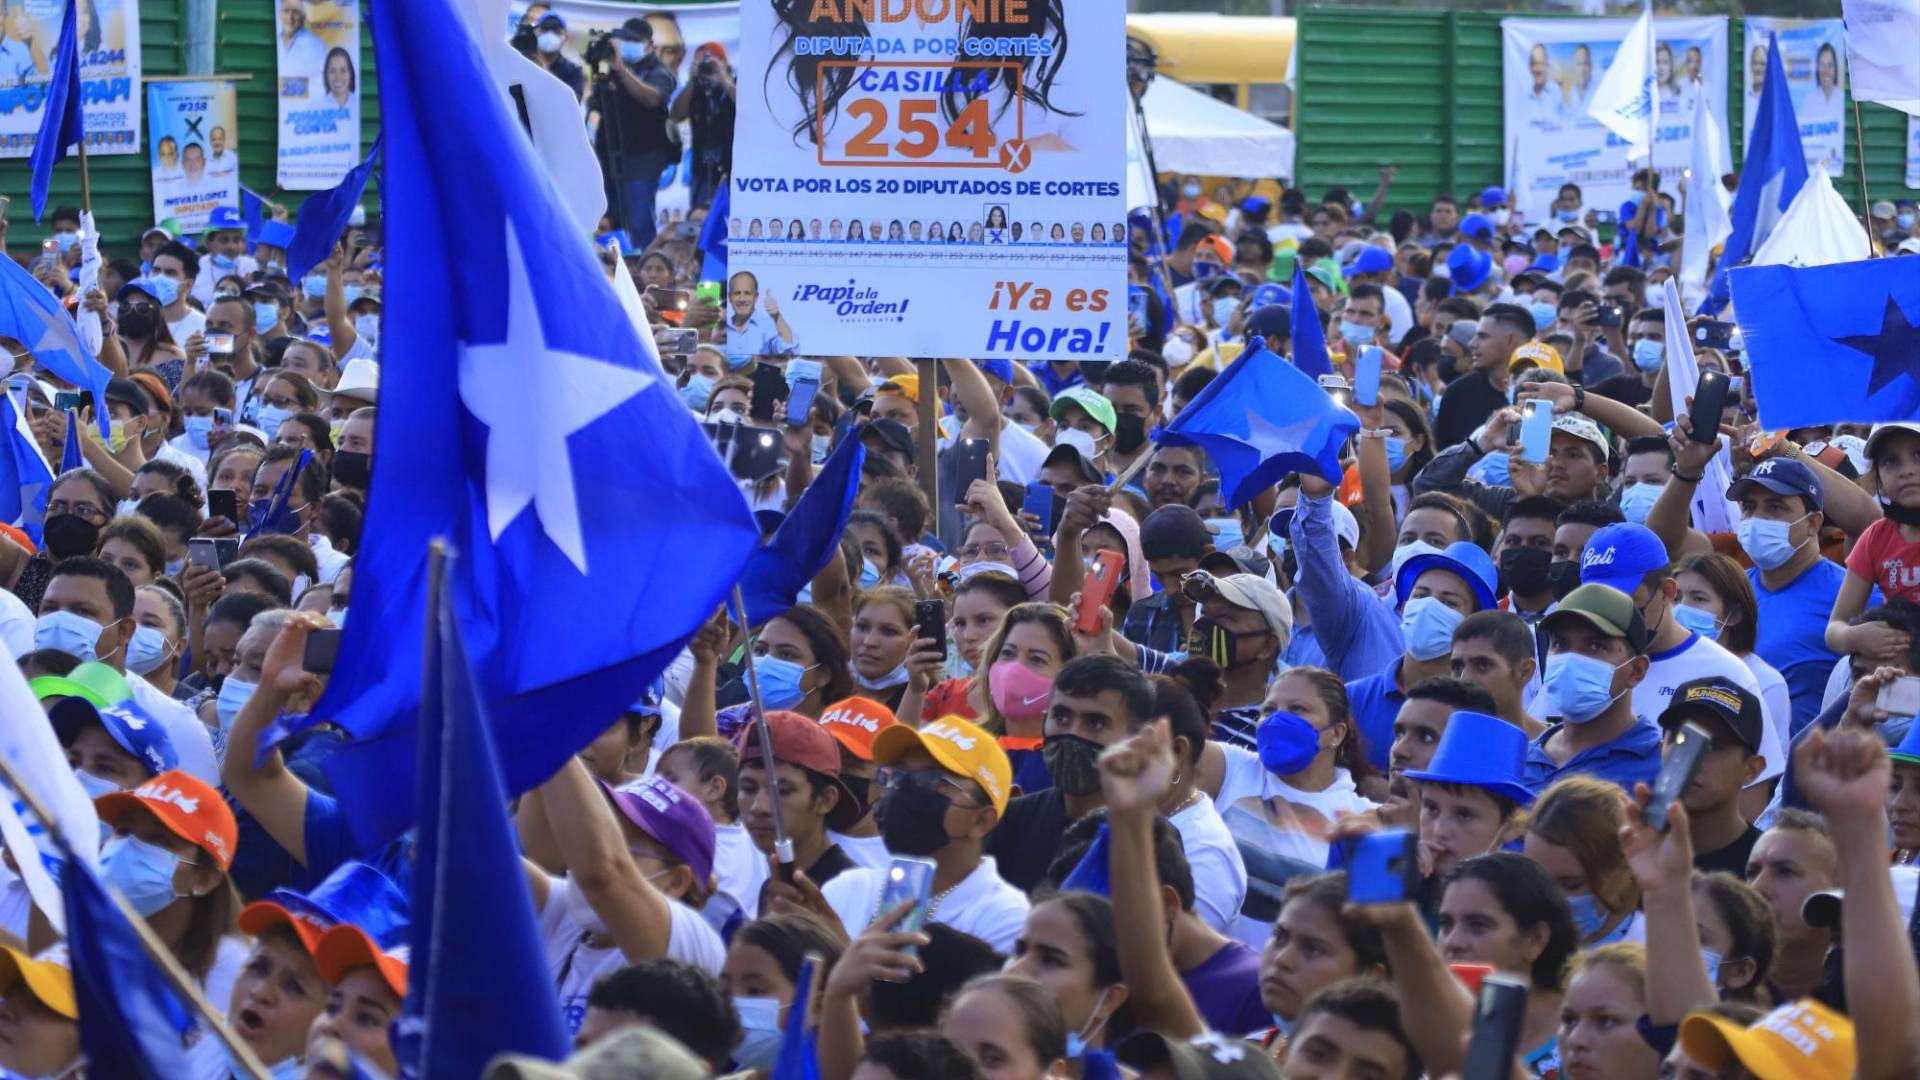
[1520,401,1553,464]
[879,857,937,959]
[1346,830,1418,904]
[1353,346,1384,406]
[1021,482,1054,532]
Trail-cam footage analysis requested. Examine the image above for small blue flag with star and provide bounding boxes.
[1702,34,1807,316]
[1154,336,1358,509]
[60,408,81,473]
[287,0,762,849]
[287,139,381,283]
[28,0,83,222]
[698,181,729,283]
[0,393,55,544]
[1289,260,1333,379]
[0,250,111,437]
[1731,256,1920,428]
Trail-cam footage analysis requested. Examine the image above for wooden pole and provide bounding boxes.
[0,757,271,1079]
[1851,100,1880,256]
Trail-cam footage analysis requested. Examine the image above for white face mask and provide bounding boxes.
[1162,335,1195,367]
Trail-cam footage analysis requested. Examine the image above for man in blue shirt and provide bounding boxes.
[1523,584,1662,795]
[1288,477,1401,682]
[721,270,796,368]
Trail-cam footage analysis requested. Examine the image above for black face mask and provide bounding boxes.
[118,309,154,340]
[1042,733,1104,797]
[874,783,953,856]
[331,450,371,489]
[1546,557,1582,600]
[1498,545,1553,597]
[42,514,98,560]
[1113,413,1149,454]
[1191,616,1266,671]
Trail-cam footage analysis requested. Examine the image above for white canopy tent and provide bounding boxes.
[1130,76,1296,185]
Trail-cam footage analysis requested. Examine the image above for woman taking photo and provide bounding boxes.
[683,604,855,742]
[1436,853,1577,1077]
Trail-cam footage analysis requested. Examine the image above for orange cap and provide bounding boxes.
[237,902,330,957]
[313,924,408,999]
[1195,235,1234,266]
[97,771,237,872]
[817,697,899,760]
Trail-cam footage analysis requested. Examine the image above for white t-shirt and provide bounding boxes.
[713,821,768,923]
[1743,652,1792,758]
[192,255,258,307]
[1170,793,1248,934]
[994,420,1049,487]
[539,874,726,1037]
[309,534,351,584]
[128,672,220,785]
[1213,743,1377,869]
[1633,634,1785,787]
[0,586,33,661]
[827,830,891,872]
[821,856,1030,953]
[168,305,207,348]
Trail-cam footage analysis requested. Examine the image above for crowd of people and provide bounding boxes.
[4,26,1920,1080]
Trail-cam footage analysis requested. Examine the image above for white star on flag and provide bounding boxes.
[1239,407,1326,457]
[31,304,90,371]
[458,226,655,574]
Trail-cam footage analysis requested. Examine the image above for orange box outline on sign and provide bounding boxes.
[814,59,1024,168]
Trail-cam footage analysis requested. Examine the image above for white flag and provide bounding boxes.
[1588,2,1657,159]
[0,639,100,936]
[1680,91,1732,309]
[73,211,102,356]
[1843,0,1920,117]
[1750,167,1872,268]
[1660,277,1738,534]
[608,243,666,375]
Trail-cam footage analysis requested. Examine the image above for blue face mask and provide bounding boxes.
[1338,320,1373,346]
[730,997,784,1071]
[1673,603,1721,640]
[148,274,180,306]
[1736,515,1807,571]
[355,313,381,345]
[127,625,172,676]
[1567,892,1609,940]
[1400,595,1465,661]
[303,275,328,299]
[217,675,258,734]
[680,373,716,412]
[1700,948,1723,987]
[1256,711,1324,776]
[1385,436,1407,472]
[748,655,813,710]
[811,433,832,465]
[1557,243,1574,262]
[1619,482,1662,524]
[1557,209,1579,223]
[255,404,294,439]
[1210,296,1239,326]
[52,231,78,252]
[619,41,648,64]
[183,414,213,450]
[1631,338,1665,372]
[35,611,105,663]
[858,558,883,589]
[74,768,119,801]
[1900,212,1916,229]
[98,835,184,918]
[249,495,304,536]
[342,284,364,304]
[1529,303,1558,335]
[253,302,280,335]
[211,252,236,270]
[1543,652,1624,723]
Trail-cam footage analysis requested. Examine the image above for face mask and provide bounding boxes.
[875,781,956,856]
[1736,514,1807,571]
[1619,482,1662,525]
[680,374,716,412]
[331,449,371,489]
[1557,243,1574,262]
[115,497,140,520]
[619,41,648,64]
[256,404,294,438]
[957,560,1018,581]
[1544,652,1626,724]
[855,663,911,692]
[182,414,214,451]
[1191,617,1267,672]
[98,834,185,917]
[302,275,328,299]
[1113,413,1148,454]
[1557,209,1579,223]
[127,625,174,676]
[1384,436,1407,472]
[537,30,563,53]
[74,767,120,801]
[118,308,155,340]
[50,231,79,253]
[1701,948,1723,987]
[354,313,380,345]
[164,557,185,576]
[989,660,1054,724]
[1900,212,1916,229]
[1257,711,1324,776]
[858,558,883,589]
[1400,595,1465,661]
[810,434,831,465]
[211,252,236,270]
[1066,988,1112,1059]
[749,655,813,710]
[1672,603,1721,640]
[1644,287,1668,311]
[1498,545,1553,597]
[342,284,364,304]
[1162,335,1194,367]
[86,417,132,454]
[35,611,105,662]
[1182,182,1201,199]
[1210,296,1239,326]
[1043,733,1104,796]
[1338,320,1373,346]
[1491,208,1511,227]
[1567,892,1609,940]
[253,302,280,334]
[1529,303,1558,335]
[1503,254,1529,277]
[42,513,100,560]
[730,997,784,1071]
[1631,338,1664,373]
[327,607,347,629]
[217,675,258,734]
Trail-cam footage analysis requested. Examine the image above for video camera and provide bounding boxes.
[583,30,617,68]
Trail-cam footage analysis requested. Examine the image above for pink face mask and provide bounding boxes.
[1503,253,1530,277]
[989,659,1055,723]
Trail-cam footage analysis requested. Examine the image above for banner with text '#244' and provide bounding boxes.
[730,0,1127,360]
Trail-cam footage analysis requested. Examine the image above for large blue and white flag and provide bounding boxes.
[298,0,761,848]
[0,394,55,543]
[1749,167,1872,269]
[1703,34,1808,315]
[1732,256,1920,428]
[27,0,82,222]
[0,636,98,936]
[1587,1,1656,160]
[0,256,111,437]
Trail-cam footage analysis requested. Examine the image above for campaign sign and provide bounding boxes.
[0,0,142,158]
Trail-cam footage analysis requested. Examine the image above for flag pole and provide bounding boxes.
[730,585,796,882]
[0,757,272,1080]
[1107,445,1153,494]
[1850,100,1880,256]
[74,137,89,217]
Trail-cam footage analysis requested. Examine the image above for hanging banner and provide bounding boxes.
[0,0,142,158]
[729,2,1128,359]
[276,0,362,188]
[1744,18,1847,176]
[147,79,240,233]
[1500,15,1729,223]
[1907,111,1920,189]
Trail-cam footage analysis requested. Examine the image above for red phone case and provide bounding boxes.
[1075,550,1125,635]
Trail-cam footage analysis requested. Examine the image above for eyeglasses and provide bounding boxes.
[958,541,1009,561]
[874,766,983,809]
[47,499,107,523]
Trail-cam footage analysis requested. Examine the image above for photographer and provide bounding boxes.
[590,17,678,248]
[670,43,735,212]
[524,11,584,101]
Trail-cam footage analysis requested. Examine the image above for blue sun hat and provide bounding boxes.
[1403,711,1536,806]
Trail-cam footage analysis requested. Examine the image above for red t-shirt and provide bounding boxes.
[1845,519,1920,605]
[922,678,980,723]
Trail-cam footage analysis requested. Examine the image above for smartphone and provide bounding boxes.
[208,488,239,523]
[1020,482,1057,536]
[1352,345,1384,407]
[1693,319,1737,351]
[1505,408,1522,448]
[1462,975,1530,1080]
[878,857,938,967]
[1592,209,1619,226]
[1075,549,1126,636]
[1688,370,1730,444]
[206,331,235,357]
[702,421,785,482]
[657,328,698,355]
[695,280,722,307]
[1593,302,1626,328]
[1877,675,1920,718]
[1449,963,1496,995]
[303,627,342,674]
[748,362,787,423]
[954,438,991,502]
[646,286,692,325]
[1346,830,1419,905]
[1126,285,1149,324]
[914,598,947,655]
[53,391,83,413]
[212,407,234,427]
[1647,721,1713,833]
[1519,399,1553,464]
[186,536,239,571]
[676,220,701,239]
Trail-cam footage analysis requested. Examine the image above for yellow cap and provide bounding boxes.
[878,373,919,403]
[0,945,76,1020]
[1680,999,1854,1080]
[1509,340,1564,373]
[872,716,1011,814]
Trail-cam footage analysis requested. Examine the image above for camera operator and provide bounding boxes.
[670,43,735,212]
[527,11,584,101]
[591,17,678,248]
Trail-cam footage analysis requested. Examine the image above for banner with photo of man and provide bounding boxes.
[1501,16,1728,223]
[0,0,142,158]
[147,79,239,232]
[1743,19,1847,176]
[275,0,361,188]
[729,1,1128,359]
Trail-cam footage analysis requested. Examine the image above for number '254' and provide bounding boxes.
[845,98,994,159]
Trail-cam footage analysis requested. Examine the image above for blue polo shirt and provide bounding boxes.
[1748,559,1872,730]
[1344,658,1408,773]
[1522,717,1664,795]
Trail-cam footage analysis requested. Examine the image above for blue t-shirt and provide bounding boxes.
[1522,718,1663,795]
[1344,659,1408,773]
[1749,560,1870,728]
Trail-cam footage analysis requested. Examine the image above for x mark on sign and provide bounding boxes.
[1000,137,1032,174]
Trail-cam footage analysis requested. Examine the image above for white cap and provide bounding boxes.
[1866,422,1920,464]
[1899,237,1920,255]
[1209,573,1294,646]
[348,205,367,227]
[331,357,379,402]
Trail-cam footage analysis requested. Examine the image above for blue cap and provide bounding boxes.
[116,277,165,303]
[1726,457,1823,511]
[1345,247,1393,277]
[979,359,1015,386]
[51,697,178,777]
[1241,195,1271,215]
[257,219,297,250]
[1459,213,1494,241]
[1402,711,1535,806]
[1579,523,1669,596]
[1247,282,1288,312]
[205,205,246,232]
[1395,540,1498,612]
[247,860,411,949]
[535,10,566,28]
[1480,187,1508,209]
[1448,244,1492,293]
[1527,253,1562,273]
[1891,717,1920,765]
